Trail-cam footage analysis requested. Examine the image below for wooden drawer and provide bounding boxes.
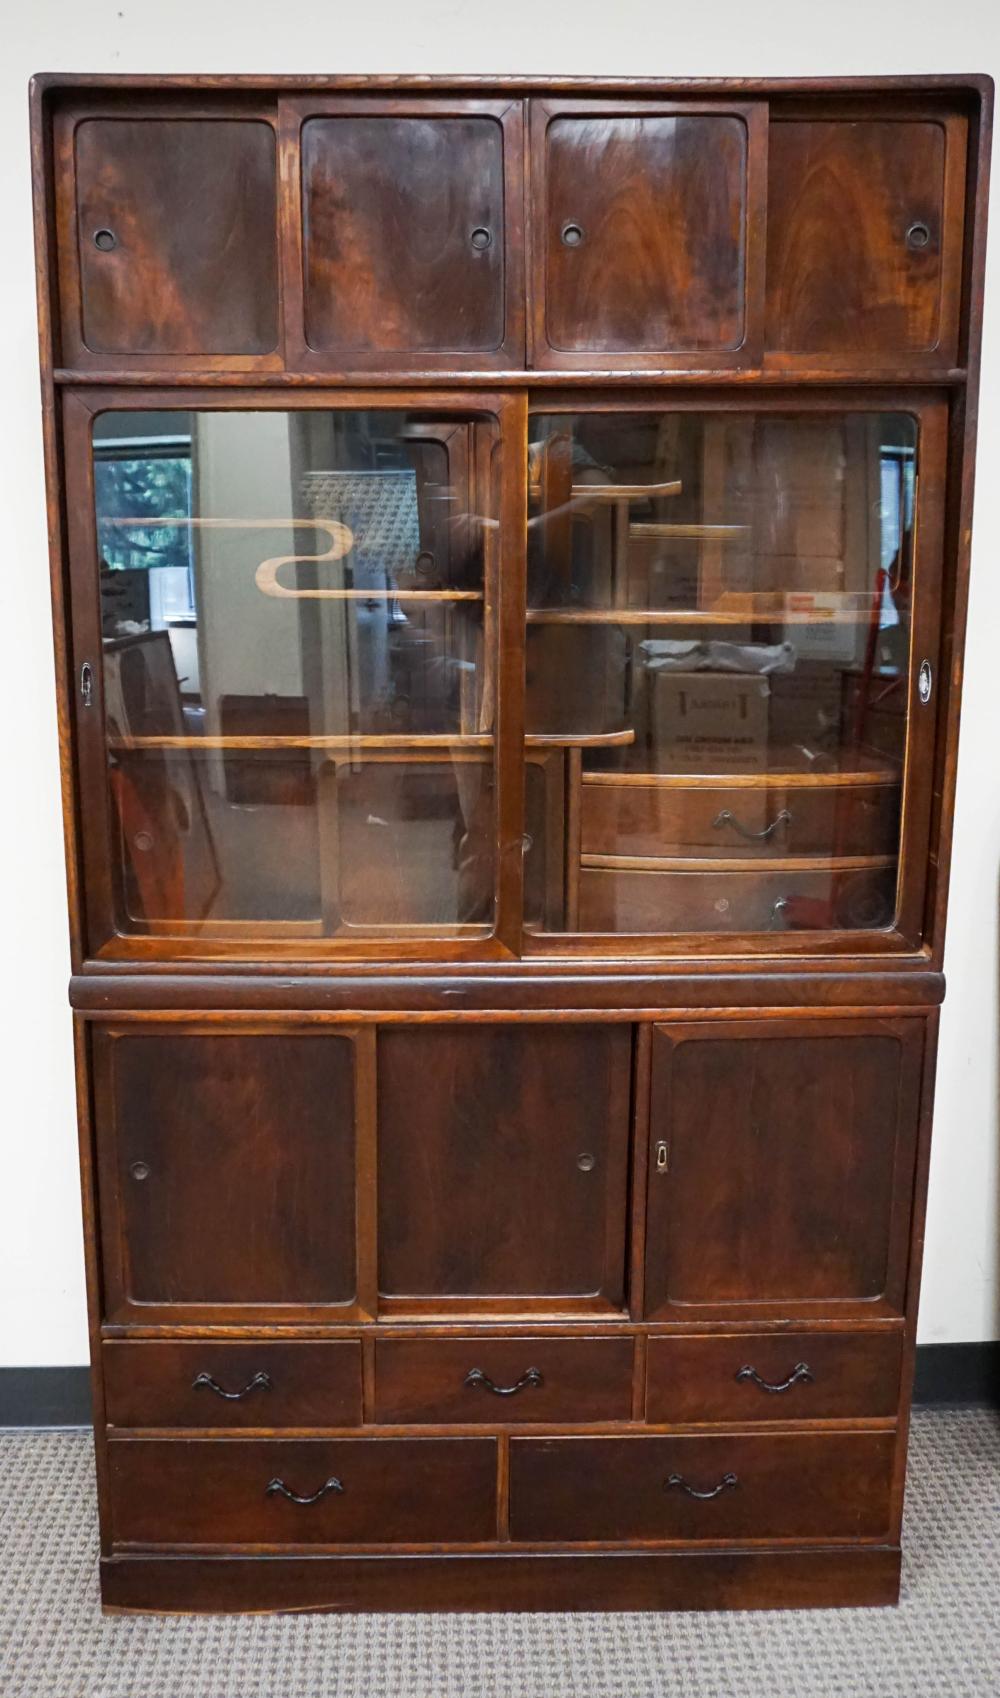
[578,864,896,933]
[375,1337,634,1424]
[103,1341,362,1429]
[645,1332,903,1423]
[509,1432,895,1543]
[108,1437,497,1546]
[580,780,899,860]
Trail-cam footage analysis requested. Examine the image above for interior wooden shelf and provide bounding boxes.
[527,605,883,626]
[580,764,900,788]
[581,852,898,874]
[110,729,637,752]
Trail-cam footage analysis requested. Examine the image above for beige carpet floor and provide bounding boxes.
[0,1407,998,1698]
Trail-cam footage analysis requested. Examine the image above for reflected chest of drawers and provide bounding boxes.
[31,71,991,1613]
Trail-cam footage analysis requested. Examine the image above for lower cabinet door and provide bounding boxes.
[644,1017,924,1319]
[93,1026,360,1321]
[644,1331,903,1424]
[377,1024,632,1308]
[374,1336,634,1424]
[509,1433,896,1543]
[108,1438,498,1546]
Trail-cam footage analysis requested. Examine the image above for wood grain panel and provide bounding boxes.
[74,119,278,355]
[302,116,504,354]
[374,1336,634,1423]
[95,1029,358,1313]
[103,1340,363,1429]
[766,118,964,359]
[580,780,900,860]
[377,1024,632,1304]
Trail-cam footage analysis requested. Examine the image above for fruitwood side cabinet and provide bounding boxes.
[30,72,991,1614]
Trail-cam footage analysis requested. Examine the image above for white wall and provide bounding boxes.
[2,0,998,1365]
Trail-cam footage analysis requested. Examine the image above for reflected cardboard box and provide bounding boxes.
[652,671,770,774]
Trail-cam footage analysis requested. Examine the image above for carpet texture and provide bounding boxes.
[1,1407,998,1698]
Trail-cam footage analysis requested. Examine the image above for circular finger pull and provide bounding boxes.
[906,220,931,250]
[470,226,492,251]
[561,222,585,247]
[93,228,117,252]
[130,1161,151,1182]
[576,1151,596,1172]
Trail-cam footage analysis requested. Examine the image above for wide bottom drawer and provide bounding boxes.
[578,865,896,932]
[509,1433,895,1543]
[109,1438,497,1547]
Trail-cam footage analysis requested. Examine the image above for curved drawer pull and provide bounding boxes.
[265,1476,344,1506]
[735,1361,814,1395]
[464,1367,544,1397]
[665,1471,738,1501]
[713,807,792,842]
[192,1370,273,1402]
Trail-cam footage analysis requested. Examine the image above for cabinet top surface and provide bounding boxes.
[30,72,994,95]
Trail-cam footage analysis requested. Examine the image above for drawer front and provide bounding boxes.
[375,1337,634,1424]
[109,1438,497,1546]
[580,781,899,860]
[645,1332,903,1424]
[578,864,896,933]
[103,1341,362,1430]
[510,1433,895,1543]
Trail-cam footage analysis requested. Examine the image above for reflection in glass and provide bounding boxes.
[526,411,916,935]
[94,409,499,939]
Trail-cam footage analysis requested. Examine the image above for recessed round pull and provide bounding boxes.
[576,1151,596,1172]
[129,1161,151,1182]
[906,220,931,250]
[470,226,492,251]
[93,228,117,252]
[561,222,585,247]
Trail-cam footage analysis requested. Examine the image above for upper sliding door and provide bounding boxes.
[528,100,767,370]
[64,391,522,961]
[522,394,946,953]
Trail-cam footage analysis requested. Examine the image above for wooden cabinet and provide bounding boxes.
[94,1028,362,1321]
[643,1018,923,1320]
[377,1025,631,1309]
[528,100,766,368]
[34,72,989,1614]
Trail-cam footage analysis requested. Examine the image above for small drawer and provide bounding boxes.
[580,779,899,860]
[645,1331,903,1424]
[509,1432,895,1543]
[103,1341,362,1429]
[578,864,896,933]
[375,1336,634,1424]
[108,1437,497,1546]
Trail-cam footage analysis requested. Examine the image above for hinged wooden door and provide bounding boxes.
[643,1016,925,1320]
[528,99,767,369]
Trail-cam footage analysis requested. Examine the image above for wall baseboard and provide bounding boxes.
[1,1345,998,1428]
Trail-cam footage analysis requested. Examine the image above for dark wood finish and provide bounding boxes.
[377,1024,632,1307]
[30,72,991,1617]
[644,1017,924,1319]
[766,114,968,367]
[93,1026,361,1321]
[578,865,898,935]
[509,1432,896,1543]
[645,1330,903,1423]
[57,111,279,362]
[374,1337,634,1424]
[529,100,767,369]
[108,1437,497,1545]
[103,1340,363,1429]
[99,1544,903,1612]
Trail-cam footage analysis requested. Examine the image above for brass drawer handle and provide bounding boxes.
[665,1472,738,1501]
[735,1362,814,1395]
[192,1370,273,1402]
[464,1367,543,1397]
[266,1476,343,1506]
[713,807,791,842]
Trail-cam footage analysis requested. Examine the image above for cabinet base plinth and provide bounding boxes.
[101,1546,902,1615]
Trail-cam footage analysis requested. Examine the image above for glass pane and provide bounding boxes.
[94,408,498,940]
[526,410,916,936]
